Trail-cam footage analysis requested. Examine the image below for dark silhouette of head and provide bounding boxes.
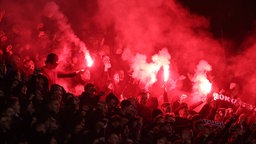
[45,53,59,68]
[46,53,58,64]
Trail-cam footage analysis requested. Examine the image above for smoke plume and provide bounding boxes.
[0,0,255,104]
[191,60,212,103]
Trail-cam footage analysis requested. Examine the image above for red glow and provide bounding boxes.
[163,65,169,82]
[85,52,93,67]
[198,76,212,95]
[192,60,213,102]
[130,48,171,89]
[1,0,256,106]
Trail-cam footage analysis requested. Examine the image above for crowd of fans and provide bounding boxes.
[1,4,256,143]
[0,50,255,144]
[0,19,255,143]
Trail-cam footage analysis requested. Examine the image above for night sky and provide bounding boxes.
[180,0,256,53]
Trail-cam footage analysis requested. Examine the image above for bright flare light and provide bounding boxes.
[198,76,212,95]
[85,52,93,67]
[163,65,169,82]
[129,48,171,89]
[193,60,213,102]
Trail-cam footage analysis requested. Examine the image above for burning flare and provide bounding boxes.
[129,48,171,89]
[80,44,93,67]
[163,65,170,82]
[85,52,93,67]
[198,75,212,95]
[192,60,212,101]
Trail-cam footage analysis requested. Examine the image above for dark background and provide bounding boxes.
[180,0,256,53]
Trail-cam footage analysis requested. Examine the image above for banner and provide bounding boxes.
[202,119,225,128]
[212,93,256,112]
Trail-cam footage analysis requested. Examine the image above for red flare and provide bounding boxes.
[85,52,93,67]
[198,76,212,95]
[163,65,169,82]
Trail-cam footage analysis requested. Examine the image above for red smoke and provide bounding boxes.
[191,60,212,103]
[0,0,256,106]
[228,29,256,105]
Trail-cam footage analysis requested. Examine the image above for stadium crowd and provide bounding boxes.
[0,13,256,142]
[0,48,255,144]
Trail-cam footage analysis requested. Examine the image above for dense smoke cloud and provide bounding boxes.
[122,48,171,89]
[0,0,45,63]
[229,29,256,104]
[43,1,88,68]
[0,0,255,104]
[96,0,226,72]
[96,0,226,101]
[0,0,92,94]
[191,60,212,103]
[97,0,256,104]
